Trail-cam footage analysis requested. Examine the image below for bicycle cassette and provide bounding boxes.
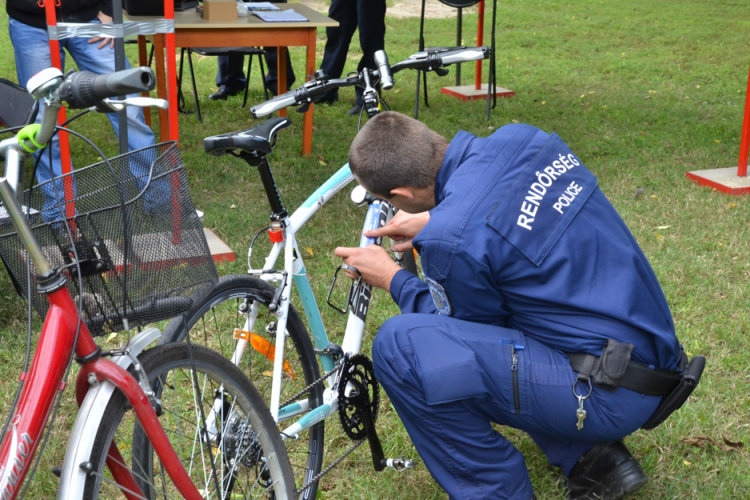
[337,354,380,441]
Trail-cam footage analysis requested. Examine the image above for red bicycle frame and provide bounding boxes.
[0,282,204,500]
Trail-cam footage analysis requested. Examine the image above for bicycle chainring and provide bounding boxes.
[337,354,380,441]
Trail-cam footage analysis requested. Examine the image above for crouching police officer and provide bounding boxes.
[335,112,704,500]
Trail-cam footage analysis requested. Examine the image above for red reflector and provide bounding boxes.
[268,228,284,243]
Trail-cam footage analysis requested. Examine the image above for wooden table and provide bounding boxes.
[132,4,337,155]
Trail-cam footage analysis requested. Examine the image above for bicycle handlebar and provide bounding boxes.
[250,46,489,118]
[59,67,156,109]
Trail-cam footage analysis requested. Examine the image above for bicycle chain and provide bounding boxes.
[297,439,366,496]
[279,356,376,496]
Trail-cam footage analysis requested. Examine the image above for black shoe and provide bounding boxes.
[566,441,648,500]
[346,104,362,116]
[208,87,242,100]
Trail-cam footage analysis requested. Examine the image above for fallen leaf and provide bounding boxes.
[318,160,327,166]
[230,204,236,209]
[656,225,671,230]
[306,247,314,256]
[683,459,692,466]
[107,332,118,343]
[728,202,736,208]
[634,188,644,198]
[655,233,664,241]
[317,154,325,161]
[722,432,744,450]
[542,101,546,105]
[650,194,658,199]
[682,435,743,452]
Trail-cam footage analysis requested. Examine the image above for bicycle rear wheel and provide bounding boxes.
[161,275,324,499]
[82,343,296,499]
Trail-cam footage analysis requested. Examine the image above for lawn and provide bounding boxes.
[0,0,748,498]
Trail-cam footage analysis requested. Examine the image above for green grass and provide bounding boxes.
[1,0,749,498]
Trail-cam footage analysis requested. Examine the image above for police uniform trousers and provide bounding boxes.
[372,314,663,500]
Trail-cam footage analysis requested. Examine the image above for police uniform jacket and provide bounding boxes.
[388,124,682,370]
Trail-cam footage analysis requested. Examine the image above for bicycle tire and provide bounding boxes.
[161,275,324,500]
[82,343,296,499]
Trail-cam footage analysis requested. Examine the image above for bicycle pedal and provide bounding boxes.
[384,457,416,472]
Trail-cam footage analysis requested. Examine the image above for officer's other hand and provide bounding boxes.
[334,245,402,292]
[89,12,115,50]
[364,211,430,253]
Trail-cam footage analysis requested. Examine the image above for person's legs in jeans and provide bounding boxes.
[9,17,72,221]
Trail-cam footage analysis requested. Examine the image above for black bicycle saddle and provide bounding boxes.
[203,116,291,156]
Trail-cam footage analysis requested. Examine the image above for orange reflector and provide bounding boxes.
[234,329,296,380]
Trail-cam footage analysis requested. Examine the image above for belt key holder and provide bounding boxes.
[573,376,592,431]
[327,264,361,315]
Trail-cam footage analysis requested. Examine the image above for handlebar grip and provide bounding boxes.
[439,46,490,65]
[59,67,156,109]
[374,50,394,90]
[250,93,299,118]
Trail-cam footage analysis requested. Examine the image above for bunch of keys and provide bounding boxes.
[573,377,593,430]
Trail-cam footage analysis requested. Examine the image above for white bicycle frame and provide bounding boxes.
[225,162,395,439]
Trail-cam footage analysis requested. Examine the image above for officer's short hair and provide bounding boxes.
[348,111,448,198]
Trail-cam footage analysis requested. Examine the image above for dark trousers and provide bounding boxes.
[215,49,296,96]
[320,0,386,105]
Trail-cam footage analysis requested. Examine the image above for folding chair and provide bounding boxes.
[178,47,270,123]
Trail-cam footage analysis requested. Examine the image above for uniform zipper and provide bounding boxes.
[500,340,524,413]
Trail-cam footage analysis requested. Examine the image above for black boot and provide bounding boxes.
[567,441,648,500]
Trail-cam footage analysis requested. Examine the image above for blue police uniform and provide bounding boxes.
[371,124,683,500]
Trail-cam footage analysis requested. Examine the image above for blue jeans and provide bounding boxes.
[8,17,157,222]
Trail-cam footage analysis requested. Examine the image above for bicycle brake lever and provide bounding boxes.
[435,67,450,77]
[296,102,311,113]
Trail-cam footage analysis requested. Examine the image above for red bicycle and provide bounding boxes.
[0,67,295,499]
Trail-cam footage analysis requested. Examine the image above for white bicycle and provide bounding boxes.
[160,46,490,499]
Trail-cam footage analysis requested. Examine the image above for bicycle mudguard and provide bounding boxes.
[57,327,161,500]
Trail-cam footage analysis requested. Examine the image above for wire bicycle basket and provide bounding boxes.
[0,142,218,336]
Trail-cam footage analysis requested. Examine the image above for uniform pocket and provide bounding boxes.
[407,324,531,415]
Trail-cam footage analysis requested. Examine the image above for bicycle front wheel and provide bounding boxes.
[82,343,296,499]
[161,274,324,499]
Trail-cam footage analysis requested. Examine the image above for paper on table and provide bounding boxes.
[253,9,308,22]
[244,2,280,10]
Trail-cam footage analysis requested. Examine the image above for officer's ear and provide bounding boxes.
[389,187,416,200]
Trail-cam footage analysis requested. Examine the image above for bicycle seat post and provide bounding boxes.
[245,154,288,221]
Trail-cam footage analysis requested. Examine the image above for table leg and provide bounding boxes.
[154,34,169,142]
[302,30,315,155]
[138,35,151,126]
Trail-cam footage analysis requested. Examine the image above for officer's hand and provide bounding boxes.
[334,245,402,292]
[364,211,430,253]
[89,12,115,50]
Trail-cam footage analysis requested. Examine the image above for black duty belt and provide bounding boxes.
[567,348,688,397]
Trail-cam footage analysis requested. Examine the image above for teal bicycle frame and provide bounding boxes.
[225,162,395,440]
